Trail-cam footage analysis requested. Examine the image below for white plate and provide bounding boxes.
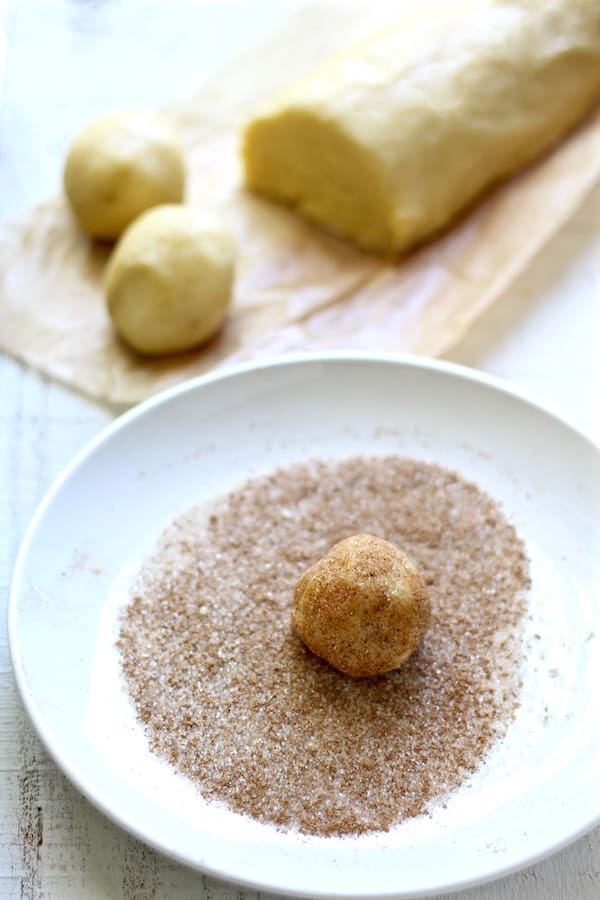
[9,353,600,899]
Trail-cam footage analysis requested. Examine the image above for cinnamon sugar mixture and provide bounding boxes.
[118,456,530,837]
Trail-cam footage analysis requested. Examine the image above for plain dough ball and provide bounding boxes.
[64,110,185,240]
[105,204,236,356]
[293,533,430,677]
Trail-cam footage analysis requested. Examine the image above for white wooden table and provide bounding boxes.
[1,3,599,898]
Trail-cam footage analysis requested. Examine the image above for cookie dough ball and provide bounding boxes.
[293,533,430,677]
[105,205,236,356]
[64,110,185,240]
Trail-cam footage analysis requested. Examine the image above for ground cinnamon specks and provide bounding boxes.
[118,456,530,837]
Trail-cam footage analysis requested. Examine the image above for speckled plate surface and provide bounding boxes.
[9,354,600,898]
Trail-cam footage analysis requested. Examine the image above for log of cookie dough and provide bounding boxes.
[243,0,600,256]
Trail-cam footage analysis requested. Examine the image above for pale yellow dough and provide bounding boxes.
[64,110,185,240]
[105,205,236,356]
[243,0,600,256]
[293,534,431,678]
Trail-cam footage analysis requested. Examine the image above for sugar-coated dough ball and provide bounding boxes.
[64,110,185,240]
[293,533,430,677]
[105,205,236,356]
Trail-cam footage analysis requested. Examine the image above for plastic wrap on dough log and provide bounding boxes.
[243,0,600,256]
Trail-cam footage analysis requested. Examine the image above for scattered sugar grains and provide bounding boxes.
[118,456,530,837]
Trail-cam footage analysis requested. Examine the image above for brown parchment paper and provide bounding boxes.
[2,1,600,406]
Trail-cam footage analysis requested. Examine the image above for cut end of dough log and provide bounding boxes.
[243,0,600,257]
[244,109,395,255]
